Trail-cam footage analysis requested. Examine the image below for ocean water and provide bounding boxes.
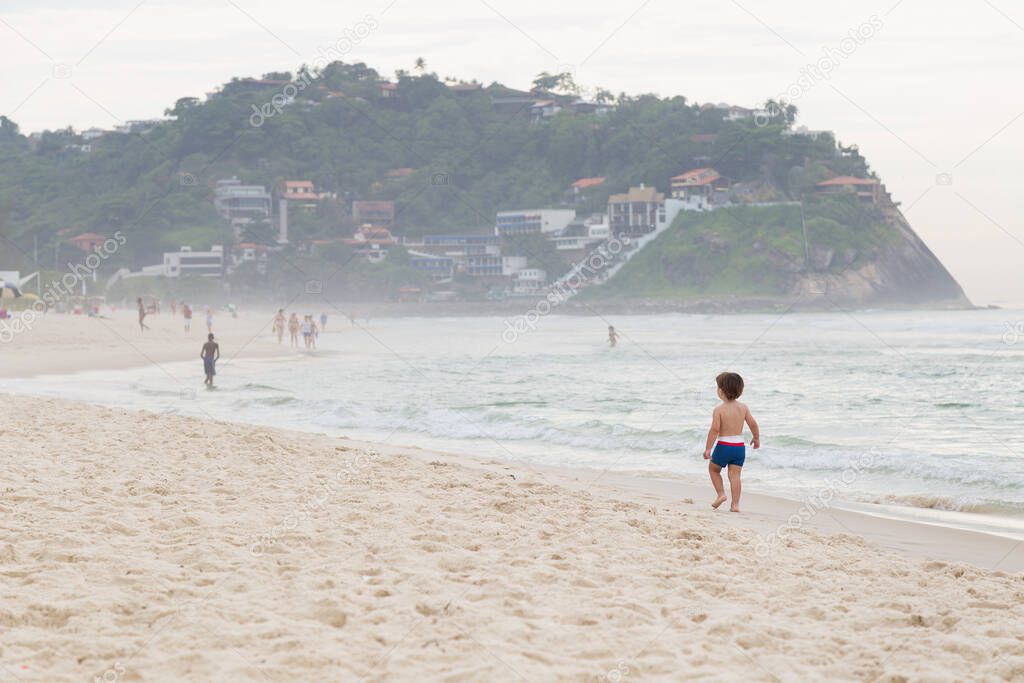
[8,309,1024,535]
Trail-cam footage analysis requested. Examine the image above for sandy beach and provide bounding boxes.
[2,314,1024,681]
[0,309,297,379]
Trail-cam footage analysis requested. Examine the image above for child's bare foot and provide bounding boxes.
[711,494,728,509]
[730,505,740,513]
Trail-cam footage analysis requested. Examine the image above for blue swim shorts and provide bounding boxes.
[711,438,745,468]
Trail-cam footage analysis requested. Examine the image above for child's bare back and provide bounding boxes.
[713,399,751,437]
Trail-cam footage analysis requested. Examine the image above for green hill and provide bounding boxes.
[0,62,863,261]
[596,197,899,298]
[591,197,965,307]
[0,60,968,307]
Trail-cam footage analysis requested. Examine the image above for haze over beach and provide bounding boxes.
[2,2,1024,682]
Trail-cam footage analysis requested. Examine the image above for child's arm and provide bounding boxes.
[745,406,760,449]
[703,408,721,459]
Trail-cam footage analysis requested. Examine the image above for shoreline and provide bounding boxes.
[4,379,1022,574]
[3,311,1022,573]
[147,295,982,319]
[404,448,1024,574]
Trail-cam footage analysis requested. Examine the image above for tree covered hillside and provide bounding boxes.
[0,60,873,270]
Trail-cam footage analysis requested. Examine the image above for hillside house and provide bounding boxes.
[530,100,562,121]
[214,178,271,222]
[491,94,541,116]
[69,232,107,252]
[570,100,615,115]
[671,168,730,211]
[815,176,884,205]
[511,268,547,296]
[495,209,576,237]
[607,185,684,237]
[157,246,225,278]
[551,215,610,256]
[352,200,396,229]
[279,180,319,211]
[343,226,397,263]
[569,177,606,202]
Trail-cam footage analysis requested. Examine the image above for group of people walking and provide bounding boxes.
[273,310,327,349]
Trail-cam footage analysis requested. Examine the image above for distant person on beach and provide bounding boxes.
[137,298,149,332]
[301,315,312,349]
[205,308,214,333]
[607,325,618,348]
[288,313,300,347]
[170,300,177,316]
[309,317,319,350]
[183,303,192,332]
[703,372,760,513]
[320,312,327,331]
[201,333,220,386]
[273,309,286,344]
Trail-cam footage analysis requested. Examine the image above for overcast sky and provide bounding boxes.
[2,0,1023,305]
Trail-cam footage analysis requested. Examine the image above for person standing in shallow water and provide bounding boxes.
[201,333,220,386]
[607,325,618,348]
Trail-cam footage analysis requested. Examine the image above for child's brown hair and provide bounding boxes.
[716,372,744,400]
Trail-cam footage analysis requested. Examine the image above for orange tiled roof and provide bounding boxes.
[572,177,606,190]
[672,168,721,187]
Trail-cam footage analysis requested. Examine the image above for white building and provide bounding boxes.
[530,100,562,121]
[495,209,576,237]
[511,268,547,296]
[552,216,610,252]
[608,186,685,238]
[721,105,769,122]
[161,246,225,278]
[81,127,109,141]
[213,177,272,222]
[782,126,833,141]
[501,256,529,276]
